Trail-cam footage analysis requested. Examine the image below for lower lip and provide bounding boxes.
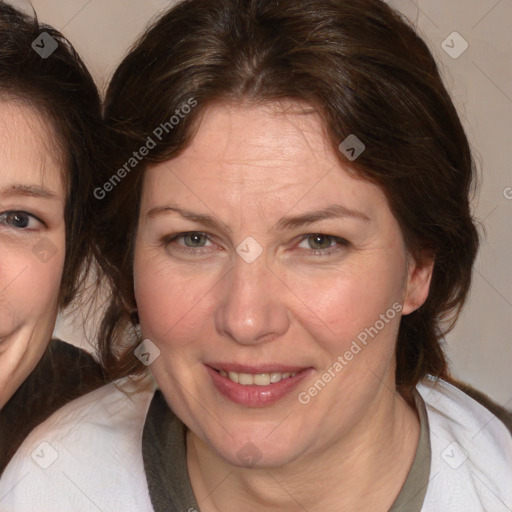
[206,366,313,407]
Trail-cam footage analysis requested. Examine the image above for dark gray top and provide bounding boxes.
[0,339,104,475]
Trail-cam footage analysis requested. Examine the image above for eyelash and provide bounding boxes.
[163,232,214,256]
[162,231,350,258]
[0,210,44,231]
[297,233,350,256]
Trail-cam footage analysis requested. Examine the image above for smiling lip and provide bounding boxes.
[206,363,313,407]
[208,362,307,374]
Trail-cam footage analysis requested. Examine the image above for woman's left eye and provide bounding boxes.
[178,232,212,248]
[0,211,42,230]
[297,234,349,254]
[164,231,214,250]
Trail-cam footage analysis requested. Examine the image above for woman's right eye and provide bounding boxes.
[0,211,42,230]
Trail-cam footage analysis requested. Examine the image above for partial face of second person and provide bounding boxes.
[134,102,432,468]
[0,100,66,407]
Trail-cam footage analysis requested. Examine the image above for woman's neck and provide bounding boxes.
[187,384,420,512]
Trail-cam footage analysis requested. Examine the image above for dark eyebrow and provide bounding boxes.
[274,204,370,231]
[0,184,58,200]
[147,205,232,233]
[147,203,369,233]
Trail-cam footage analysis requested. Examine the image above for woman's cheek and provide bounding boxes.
[278,259,388,334]
[31,232,66,290]
[0,297,16,339]
[0,241,61,329]
[135,262,208,346]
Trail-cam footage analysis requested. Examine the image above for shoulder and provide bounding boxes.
[35,339,105,401]
[447,377,512,434]
[44,338,105,387]
[33,338,100,374]
[0,377,156,511]
[0,339,105,474]
[24,373,155,435]
[4,339,104,415]
[417,377,512,511]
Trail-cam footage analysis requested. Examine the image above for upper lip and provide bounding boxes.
[207,362,309,373]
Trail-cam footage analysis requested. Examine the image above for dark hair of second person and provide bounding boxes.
[0,1,104,472]
[0,3,100,305]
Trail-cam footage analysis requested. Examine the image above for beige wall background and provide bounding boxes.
[13,0,512,406]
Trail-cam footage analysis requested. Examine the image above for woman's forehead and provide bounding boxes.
[140,104,389,229]
[184,101,334,163]
[0,100,65,198]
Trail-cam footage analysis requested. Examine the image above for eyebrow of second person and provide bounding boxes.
[0,184,59,200]
[146,203,370,233]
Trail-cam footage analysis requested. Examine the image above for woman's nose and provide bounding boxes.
[214,253,290,346]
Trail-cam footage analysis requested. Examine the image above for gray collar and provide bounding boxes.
[142,389,431,512]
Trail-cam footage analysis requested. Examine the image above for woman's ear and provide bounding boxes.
[402,251,435,315]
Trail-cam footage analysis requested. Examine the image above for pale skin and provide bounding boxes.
[0,101,66,409]
[134,102,434,511]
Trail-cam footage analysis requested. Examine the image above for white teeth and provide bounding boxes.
[253,373,270,386]
[270,372,282,383]
[218,370,298,386]
[238,373,254,385]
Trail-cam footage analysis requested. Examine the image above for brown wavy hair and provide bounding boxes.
[98,0,480,389]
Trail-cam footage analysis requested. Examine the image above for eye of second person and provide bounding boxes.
[1,212,31,229]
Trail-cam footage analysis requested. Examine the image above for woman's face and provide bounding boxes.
[0,101,66,408]
[134,102,432,467]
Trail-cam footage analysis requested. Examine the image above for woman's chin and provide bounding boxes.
[194,427,310,470]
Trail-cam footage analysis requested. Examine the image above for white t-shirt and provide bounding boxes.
[0,375,510,511]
